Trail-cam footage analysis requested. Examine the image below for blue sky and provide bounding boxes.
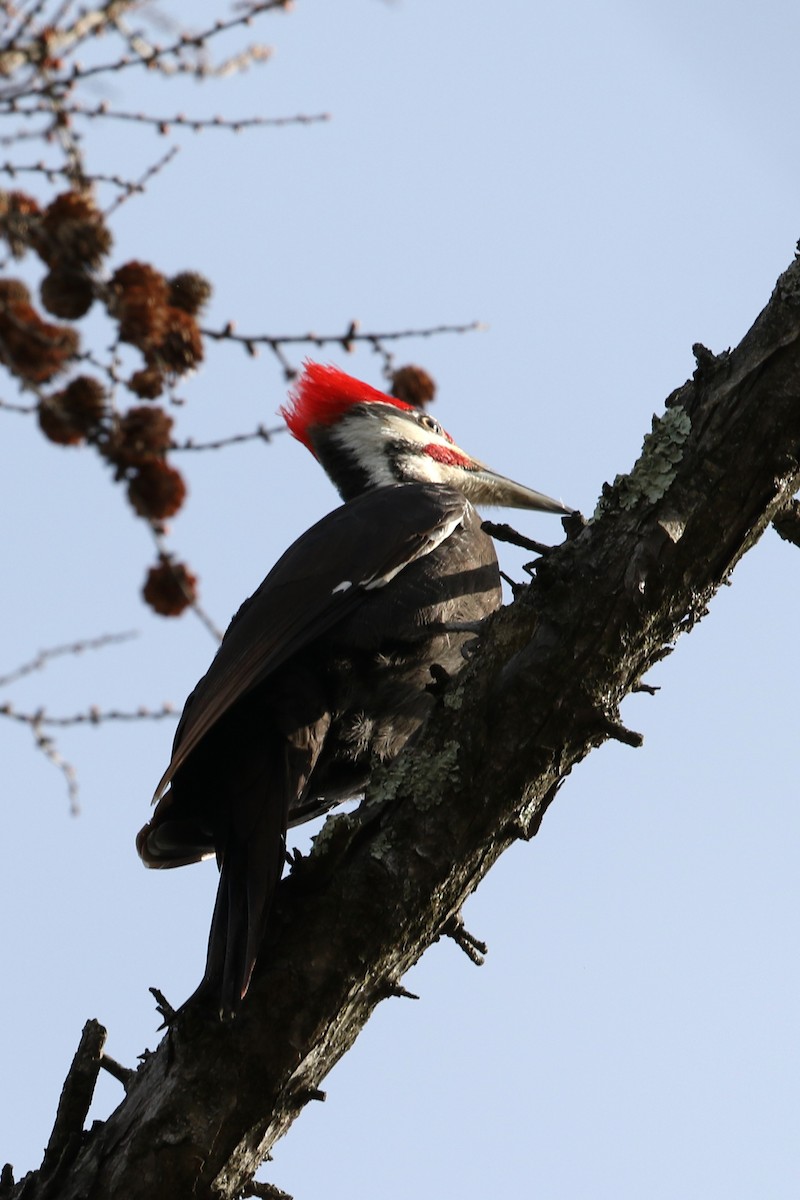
[2,2,799,1196]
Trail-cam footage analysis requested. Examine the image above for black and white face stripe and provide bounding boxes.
[312,403,464,499]
[309,398,572,514]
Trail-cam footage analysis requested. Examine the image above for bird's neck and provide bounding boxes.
[311,429,406,501]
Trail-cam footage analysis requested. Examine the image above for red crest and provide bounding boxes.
[281,362,413,451]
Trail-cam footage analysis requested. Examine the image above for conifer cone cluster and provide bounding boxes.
[0,277,78,383]
[142,557,198,617]
[0,187,216,617]
[109,260,208,397]
[0,191,41,258]
[390,364,437,408]
[37,376,108,445]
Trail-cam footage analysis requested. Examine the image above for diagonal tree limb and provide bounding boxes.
[16,251,800,1199]
[36,1020,107,1191]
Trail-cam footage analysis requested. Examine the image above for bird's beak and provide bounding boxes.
[459,459,573,515]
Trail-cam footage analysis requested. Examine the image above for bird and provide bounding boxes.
[137,362,571,1017]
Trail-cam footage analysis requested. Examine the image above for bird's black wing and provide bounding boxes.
[153,483,469,802]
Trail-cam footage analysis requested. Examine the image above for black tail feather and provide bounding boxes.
[201,783,287,1019]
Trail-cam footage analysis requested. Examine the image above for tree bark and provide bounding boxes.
[11,252,800,1199]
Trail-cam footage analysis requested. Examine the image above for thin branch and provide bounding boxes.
[481,520,557,556]
[0,634,172,813]
[98,1053,134,1090]
[2,0,289,98]
[0,394,36,412]
[170,423,282,452]
[0,699,175,813]
[103,144,179,216]
[0,630,137,688]
[202,319,483,376]
[242,1182,293,1200]
[0,2,138,71]
[203,319,482,351]
[441,912,488,966]
[772,498,800,547]
[0,148,178,198]
[40,1019,107,1186]
[0,700,176,728]
[150,527,223,642]
[0,0,57,61]
[41,102,331,134]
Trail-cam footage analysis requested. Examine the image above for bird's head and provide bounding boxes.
[281,362,571,514]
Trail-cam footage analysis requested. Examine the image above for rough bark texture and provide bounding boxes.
[10,253,800,1199]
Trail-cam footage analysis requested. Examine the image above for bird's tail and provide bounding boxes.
[199,756,289,1019]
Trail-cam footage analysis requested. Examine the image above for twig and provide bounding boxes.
[0,630,137,688]
[481,520,555,556]
[0,623,175,812]
[377,980,420,1001]
[99,1053,134,1089]
[595,713,644,749]
[0,1,139,75]
[0,1161,14,1196]
[54,102,330,134]
[203,319,483,354]
[150,527,223,642]
[40,1019,107,1184]
[291,1087,326,1106]
[0,158,156,192]
[242,1182,294,1200]
[0,394,36,412]
[1,704,78,812]
[149,986,177,1028]
[773,498,800,548]
[0,0,59,61]
[3,0,289,98]
[170,424,282,452]
[441,912,488,966]
[201,318,482,379]
[0,701,176,728]
[103,145,180,217]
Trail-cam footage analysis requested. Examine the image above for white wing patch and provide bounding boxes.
[332,580,353,594]
[362,513,463,590]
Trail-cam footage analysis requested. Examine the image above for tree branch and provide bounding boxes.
[15,252,800,1198]
[38,1020,107,1190]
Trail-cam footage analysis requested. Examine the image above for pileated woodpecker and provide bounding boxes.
[137,363,570,1016]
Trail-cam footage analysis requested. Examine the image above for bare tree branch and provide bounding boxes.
[202,319,483,378]
[0,700,176,728]
[7,100,330,135]
[0,1,288,95]
[0,632,175,810]
[0,630,136,688]
[38,1019,107,1189]
[170,423,282,452]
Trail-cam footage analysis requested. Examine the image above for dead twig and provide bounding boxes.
[0,630,137,688]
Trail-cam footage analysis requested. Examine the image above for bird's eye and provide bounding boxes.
[418,413,443,437]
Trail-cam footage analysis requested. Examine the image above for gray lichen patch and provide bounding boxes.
[309,810,360,856]
[595,406,692,517]
[369,738,461,811]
